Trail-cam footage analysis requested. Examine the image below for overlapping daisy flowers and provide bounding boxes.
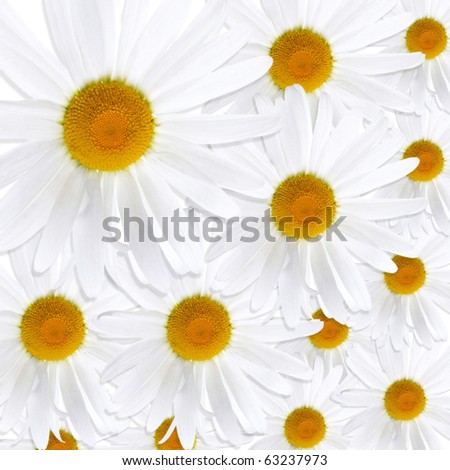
[1,0,450,451]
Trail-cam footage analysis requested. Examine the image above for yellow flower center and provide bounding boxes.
[154,418,191,450]
[269,28,334,92]
[166,295,232,361]
[63,79,155,172]
[406,18,448,59]
[309,310,349,349]
[271,174,337,239]
[20,296,86,361]
[45,430,78,450]
[284,407,326,448]
[384,379,426,421]
[403,140,445,182]
[384,256,426,295]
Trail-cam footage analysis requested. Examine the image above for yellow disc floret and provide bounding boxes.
[166,295,232,361]
[45,430,78,450]
[403,140,444,182]
[270,28,334,92]
[309,310,349,349]
[21,295,86,361]
[63,79,155,172]
[154,418,194,450]
[384,256,426,295]
[384,379,426,421]
[406,18,448,60]
[284,407,327,448]
[271,174,337,239]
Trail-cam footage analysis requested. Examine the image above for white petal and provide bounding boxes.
[227,350,291,396]
[102,340,155,383]
[336,159,420,196]
[0,101,61,140]
[324,242,371,311]
[173,367,197,449]
[146,360,183,431]
[251,241,287,310]
[59,360,96,444]
[334,13,415,51]
[338,53,423,75]
[346,347,386,390]
[334,73,412,110]
[340,197,427,220]
[218,355,266,433]
[309,242,347,323]
[238,340,312,379]
[158,113,280,145]
[342,217,412,255]
[0,141,55,188]
[0,4,71,101]
[0,358,36,432]
[138,0,227,90]
[156,159,240,219]
[282,86,312,173]
[35,167,86,272]
[27,365,50,449]
[126,0,191,84]
[432,60,450,108]
[0,148,74,251]
[203,360,242,445]
[153,57,272,113]
[73,173,105,298]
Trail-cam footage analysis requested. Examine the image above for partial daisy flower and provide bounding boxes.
[362,233,450,350]
[280,302,374,369]
[252,358,349,450]
[0,240,130,449]
[208,86,427,327]
[378,105,450,237]
[0,0,279,297]
[339,343,450,449]
[382,0,450,112]
[106,414,221,450]
[96,256,320,450]
[210,0,423,115]
[1,427,91,450]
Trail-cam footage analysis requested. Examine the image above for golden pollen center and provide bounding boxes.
[45,430,78,450]
[270,28,334,92]
[384,256,426,295]
[166,295,232,361]
[309,310,349,349]
[154,418,190,450]
[406,18,448,59]
[384,379,426,421]
[403,140,445,182]
[271,174,337,239]
[284,407,326,448]
[20,296,86,361]
[63,79,155,172]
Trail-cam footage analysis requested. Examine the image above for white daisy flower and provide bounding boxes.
[208,86,427,327]
[280,303,373,369]
[252,358,349,450]
[211,0,423,115]
[382,0,450,113]
[96,258,319,450]
[379,105,450,237]
[0,0,279,297]
[363,233,450,350]
[339,343,450,449]
[0,240,130,449]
